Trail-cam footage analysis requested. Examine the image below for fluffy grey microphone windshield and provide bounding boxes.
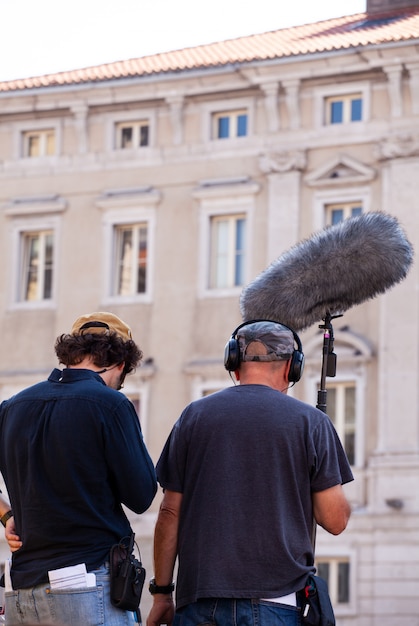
[240,212,414,332]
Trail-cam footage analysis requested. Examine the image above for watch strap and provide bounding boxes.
[0,510,13,527]
[149,578,175,594]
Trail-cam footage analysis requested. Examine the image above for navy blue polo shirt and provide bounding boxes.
[0,368,157,589]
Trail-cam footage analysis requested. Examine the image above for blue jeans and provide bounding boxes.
[4,563,138,625]
[174,599,300,626]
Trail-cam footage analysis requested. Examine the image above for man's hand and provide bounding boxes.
[5,518,22,552]
[147,490,181,626]
[147,596,175,626]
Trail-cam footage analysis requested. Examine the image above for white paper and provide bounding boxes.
[48,563,96,589]
[4,559,12,592]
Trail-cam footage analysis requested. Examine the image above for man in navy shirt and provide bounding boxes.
[0,312,157,625]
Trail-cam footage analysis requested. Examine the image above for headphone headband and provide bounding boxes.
[224,319,304,382]
[230,319,302,351]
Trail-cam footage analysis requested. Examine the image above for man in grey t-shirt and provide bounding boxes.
[147,320,353,626]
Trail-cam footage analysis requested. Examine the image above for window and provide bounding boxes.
[326,202,362,225]
[20,230,54,301]
[303,327,371,477]
[105,111,155,153]
[209,214,246,289]
[97,188,159,304]
[316,558,351,606]
[7,199,64,309]
[194,178,258,298]
[325,94,362,124]
[22,129,55,157]
[124,389,147,437]
[115,121,149,149]
[326,382,356,464]
[190,376,234,402]
[201,387,223,397]
[126,395,142,427]
[113,224,148,296]
[314,84,369,130]
[212,110,248,139]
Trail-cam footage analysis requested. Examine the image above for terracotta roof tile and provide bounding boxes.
[1,8,419,93]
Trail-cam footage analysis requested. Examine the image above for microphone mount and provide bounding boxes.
[312,311,342,551]
[316,312,342,414]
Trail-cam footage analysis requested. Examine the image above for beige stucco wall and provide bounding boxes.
[0,33,418,623]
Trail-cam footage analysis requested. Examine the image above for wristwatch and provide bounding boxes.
[149,577,175,594]
[0,510,13,527]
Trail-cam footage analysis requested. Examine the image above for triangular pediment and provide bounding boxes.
[305,154,376,187]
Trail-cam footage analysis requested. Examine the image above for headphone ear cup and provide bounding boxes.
[288,350,305,383]
[224,338,240,371]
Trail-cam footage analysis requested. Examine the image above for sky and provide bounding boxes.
[0,0,366,82]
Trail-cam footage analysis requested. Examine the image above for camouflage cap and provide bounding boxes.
[237,321,294,362]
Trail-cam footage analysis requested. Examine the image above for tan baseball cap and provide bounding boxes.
[71,312,132,341]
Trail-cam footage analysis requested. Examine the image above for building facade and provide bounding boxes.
[0,0,418,623]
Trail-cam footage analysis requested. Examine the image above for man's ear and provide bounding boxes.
[284,359,292,383]
[234,370,240,381]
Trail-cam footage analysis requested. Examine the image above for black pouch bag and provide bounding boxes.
[297,574,335,626]
[110,532,146,614]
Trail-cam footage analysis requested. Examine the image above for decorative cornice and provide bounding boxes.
[259,150,306,174]
[192,177,260,199]
[305,153,376,187]
[3,194,67,216]
[95,186,161,209]
[375,134,419,160]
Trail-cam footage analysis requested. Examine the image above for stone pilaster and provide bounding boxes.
[259,150,306,261]
[369,138,419,515]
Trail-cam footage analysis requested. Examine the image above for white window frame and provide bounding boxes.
[104,209,154,304]
[114,120,150,150]
[98,193,159,305]
[22,128,56,158]
[191,378,233,401]
[324,93,363,125]
[209,213,246,290]
[8,214,61,310]
[12,118,62,161]
[323,380,356,466]
[314,549,357,617]
[313,82,370,131]
[212,109,248,140]
[306,368,366,469]
[303,329,372,511]
[201,97,255,145]
[193,180,259,299]
[19,230,54,302]
[325,201,363,226]
[112,222,149,297]
[103,109,156,152]
[312,187,371,232]
[303,330,372,470]
[122,379,150,442]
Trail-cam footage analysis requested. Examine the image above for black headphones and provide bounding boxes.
[224,319,305,383]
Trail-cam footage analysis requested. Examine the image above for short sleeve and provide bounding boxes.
[309,416,354,492]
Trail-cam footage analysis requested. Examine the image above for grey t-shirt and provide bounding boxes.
[157,384,353,609]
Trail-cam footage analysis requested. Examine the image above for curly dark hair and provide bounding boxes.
[55,332,143,375]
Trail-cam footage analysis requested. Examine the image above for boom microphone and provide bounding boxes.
[240,212,414,332]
